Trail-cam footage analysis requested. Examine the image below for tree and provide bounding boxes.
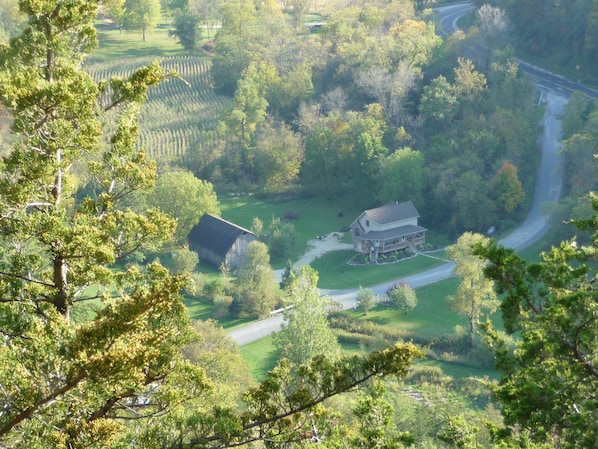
[492,162,525,216]
[419,75,459,130]
[171,245,199,274]
[447,232,499,349]
[386,283,418,314]
[170,10,201,51]
[0,0,199,446]
[377,147,426,207]
[104,0,127,31]
[355,286,376,315]
[476,193,598,448]
[352,380,414,449]
[274,266,340,365]
[123,0,161,41]
[146,169,220,244]
[266,216,297,261]
[453,58,487,113]
[252,117,304,189]
[230,240,278,318]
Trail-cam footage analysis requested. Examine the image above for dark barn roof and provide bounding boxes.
[188,214,255,257]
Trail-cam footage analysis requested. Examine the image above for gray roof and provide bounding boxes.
[188,214,255,257]
[359,201,420,225]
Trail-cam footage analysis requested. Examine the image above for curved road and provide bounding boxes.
[229,2,572,346]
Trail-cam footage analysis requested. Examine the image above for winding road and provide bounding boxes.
[229,2,576,346]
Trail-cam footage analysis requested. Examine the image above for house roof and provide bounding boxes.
[188,214,255,257]
[354,200,420,226]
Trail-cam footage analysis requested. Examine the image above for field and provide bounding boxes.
[86,23,229,168]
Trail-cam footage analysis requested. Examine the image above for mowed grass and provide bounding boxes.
[90,21,186,62]
[313,250,448,289]
[221,195,364,265]
[343,278,463,338]
[239,335,279,381]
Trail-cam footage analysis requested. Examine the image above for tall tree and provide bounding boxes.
[476,193,598,448]
[274,265,340,365]
[491,162,525,217]
[104,0,127,31]
[123,0,161,41]
[0,0,198,446]
[378,147,426,207]
[447,232,499,348]
[230,240,278,318]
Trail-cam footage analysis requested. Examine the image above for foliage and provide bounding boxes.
[492,0,598,82]
[230,241,278,318]
[475,193,598,448]
[274,266,340,365]
[171,245,200,274]
[355,286,377,315]
[266,216,297,261]
[170,11,201,52]
[491,162,525,216]
[386,282,418,314]
[0,0,204,446]
[146,169,220,244]
[123,0,161,41]
[447,232,499,348]
[352,380,415,449]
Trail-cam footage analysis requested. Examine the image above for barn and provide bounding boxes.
[188,214,257,270]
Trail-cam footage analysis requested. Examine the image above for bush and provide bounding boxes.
[267,217,297,260]
[283,211,300,220]
[212,295,233,319]
[386,283,418,313]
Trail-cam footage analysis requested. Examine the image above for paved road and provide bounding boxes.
[229,2,570,346]
[435,1,476,36]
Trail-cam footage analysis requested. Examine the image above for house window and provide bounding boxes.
[365,220,370,227]
[355,228,360,236]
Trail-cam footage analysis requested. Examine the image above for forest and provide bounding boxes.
[0,0,596,448]
[481,0,598,84]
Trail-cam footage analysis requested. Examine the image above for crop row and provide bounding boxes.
[85,55,229,165]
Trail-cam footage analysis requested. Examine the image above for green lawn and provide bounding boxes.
[312,250,449,289]
[90,21,186,62]
[220,195,364,266]
[239,335,279,381]
[341,278,462,338]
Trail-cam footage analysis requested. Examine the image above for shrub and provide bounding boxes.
[386,283,418,313]
[283,211,300,220]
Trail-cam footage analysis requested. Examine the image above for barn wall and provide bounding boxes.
[225,234,257,270]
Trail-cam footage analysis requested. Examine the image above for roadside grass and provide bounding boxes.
[239,277,495,383]
[312,250,449,290]
[239,335,279,381]
[343,278,462,338]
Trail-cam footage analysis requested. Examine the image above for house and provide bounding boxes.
[188,214,257,270]
[350,201,426,261]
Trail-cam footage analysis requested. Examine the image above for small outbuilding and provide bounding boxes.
[188,214,257,270]
[350,201,426,262]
